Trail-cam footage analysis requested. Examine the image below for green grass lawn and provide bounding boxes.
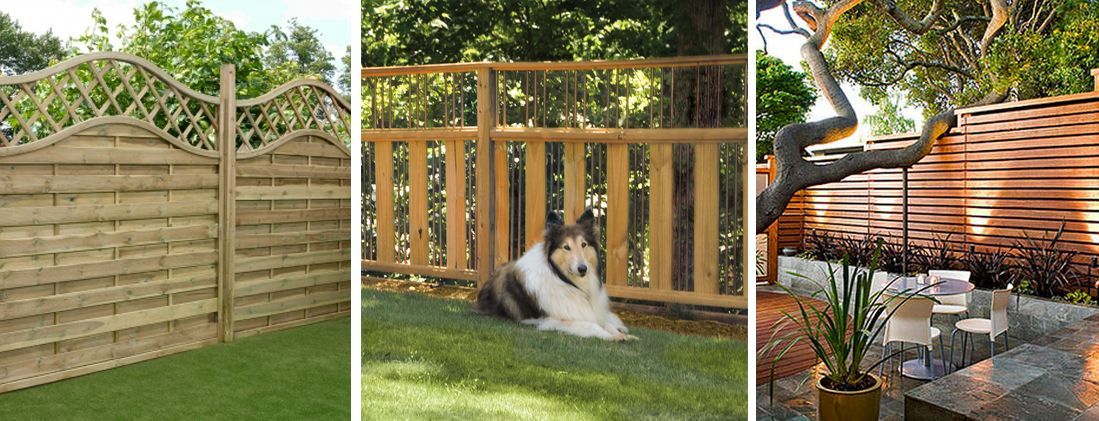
[364,289,748,420]
[0,318,350,420]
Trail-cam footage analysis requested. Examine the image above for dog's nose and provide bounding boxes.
[577,265,587,276]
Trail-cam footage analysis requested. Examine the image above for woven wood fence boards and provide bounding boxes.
[0,53,351,393]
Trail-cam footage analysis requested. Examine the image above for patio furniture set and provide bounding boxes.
[876,270,1013,381]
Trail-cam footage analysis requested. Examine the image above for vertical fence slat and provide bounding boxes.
[217,64,236,342]
[475,68,496,286]
[606,143,629,286]
[648,143,673,291]
[409,140,429,265]
[693,144,719,294]
[563,142,587,221]
[374,141,395,262]
[494,142,510,266]
[525,142,546,249]
[445,140,467,269]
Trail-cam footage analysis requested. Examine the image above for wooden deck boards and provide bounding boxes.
[756,291,825,385]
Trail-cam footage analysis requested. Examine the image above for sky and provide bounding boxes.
[754,6,924,147]
[5,0,354,71]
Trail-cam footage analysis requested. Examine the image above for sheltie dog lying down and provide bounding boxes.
[475,209,637,341]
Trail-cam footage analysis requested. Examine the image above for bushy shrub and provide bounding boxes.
[1012,222,1079,299]
[965,246,1014,289]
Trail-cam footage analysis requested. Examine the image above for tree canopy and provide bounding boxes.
[362,0,748,65]
[827,0,1099,117]
[862,89,914,136]
[75,0,348,98]
[0,12,66,76]
[755,51,817,163]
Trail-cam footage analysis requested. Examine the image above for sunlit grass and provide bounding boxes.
[364,289,747,420]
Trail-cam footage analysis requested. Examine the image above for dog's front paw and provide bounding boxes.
[612,332,639,341]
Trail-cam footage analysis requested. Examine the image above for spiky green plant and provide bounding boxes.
[759,241,933,401]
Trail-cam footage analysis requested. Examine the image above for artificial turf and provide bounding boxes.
[0,318,350,420]
[364,289,748,420]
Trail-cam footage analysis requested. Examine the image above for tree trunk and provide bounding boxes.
[670,0,727,290]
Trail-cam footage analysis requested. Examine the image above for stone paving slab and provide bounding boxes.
[906,323,1099,420]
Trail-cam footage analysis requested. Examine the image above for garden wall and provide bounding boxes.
[0,53,351,393]
[776,256,1099,342]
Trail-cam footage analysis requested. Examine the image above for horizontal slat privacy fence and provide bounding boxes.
[766,89,1099,278]
[0,52,351,393]
[362,55,749,309]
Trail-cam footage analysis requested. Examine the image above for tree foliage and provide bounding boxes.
[862,89,914,136]
[0,12,66,76]
[827,0,1099,117]
[756,51,816,162]
[76,0,347,98]
[362,0,747,65]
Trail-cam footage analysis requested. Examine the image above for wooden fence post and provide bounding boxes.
[475,67,497,287]
[217,64,237,342]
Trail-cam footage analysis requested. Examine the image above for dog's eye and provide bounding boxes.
[563,245,571,251]
[581,242,587,248]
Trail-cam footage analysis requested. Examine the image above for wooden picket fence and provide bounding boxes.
[0,52,351,392]
[362,55,749,309]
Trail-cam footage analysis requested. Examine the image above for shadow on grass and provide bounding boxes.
[364,289,748,420]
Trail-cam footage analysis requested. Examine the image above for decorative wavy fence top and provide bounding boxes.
[236,80,351,152]
[0,52,351,153]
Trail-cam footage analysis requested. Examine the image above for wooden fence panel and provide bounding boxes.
[0,121,220,393]
[233,135,351,337]
[362,56,749,309]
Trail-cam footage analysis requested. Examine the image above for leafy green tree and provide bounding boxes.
[339,46,352,95]
[756,51,816,162]
[77,0,345,98]
[0,12,66,75]
[862,89,914,136]
[265,19,337,86]
[362,0,746,65]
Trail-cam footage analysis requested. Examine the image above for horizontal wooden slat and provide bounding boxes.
[605,285,746,309]
[0,224,218,258]
[0,299,218,354]
[491,127,747,143]
[236,164,351,179]
[235,290,347,321]
[361,54,746,77]
[234,270,348,296]
[234,249,350,273]
[361,128,478,141]
[236,208,350,225]
[236,186,350,200]
[0,201,219,227]
[0,175,218,194]
[236,230,348,248]
[361,260,478,282]
[0,272,216,319]
[0,147,217,165]
[0,251,218,289]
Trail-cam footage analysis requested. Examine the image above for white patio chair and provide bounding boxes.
[929,270,971,318]
[879,295,947,379]
[950,284,1012,369]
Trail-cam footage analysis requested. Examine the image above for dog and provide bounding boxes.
[474,209,637,341]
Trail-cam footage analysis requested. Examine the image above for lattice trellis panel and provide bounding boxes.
[0,55,219,150]
[236,82,351,151]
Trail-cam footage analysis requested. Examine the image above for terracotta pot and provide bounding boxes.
[816,373,882,421]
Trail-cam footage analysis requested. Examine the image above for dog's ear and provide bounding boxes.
[576,208,599,237]
[546,211,564,229]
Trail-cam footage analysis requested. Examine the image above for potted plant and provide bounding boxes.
[760,243,930,421]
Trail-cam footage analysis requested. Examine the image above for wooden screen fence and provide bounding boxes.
[362,55,749,309]
[766,87,1099,279]
[0,52,351,393]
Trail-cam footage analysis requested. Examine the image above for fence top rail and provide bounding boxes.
[0,51,220,103]
[954,90,1099,115]
[361,127,747,143]
[360,54,747,77]
[237,78,351,111]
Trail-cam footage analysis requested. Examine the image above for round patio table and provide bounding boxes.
[886,276,975,381]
